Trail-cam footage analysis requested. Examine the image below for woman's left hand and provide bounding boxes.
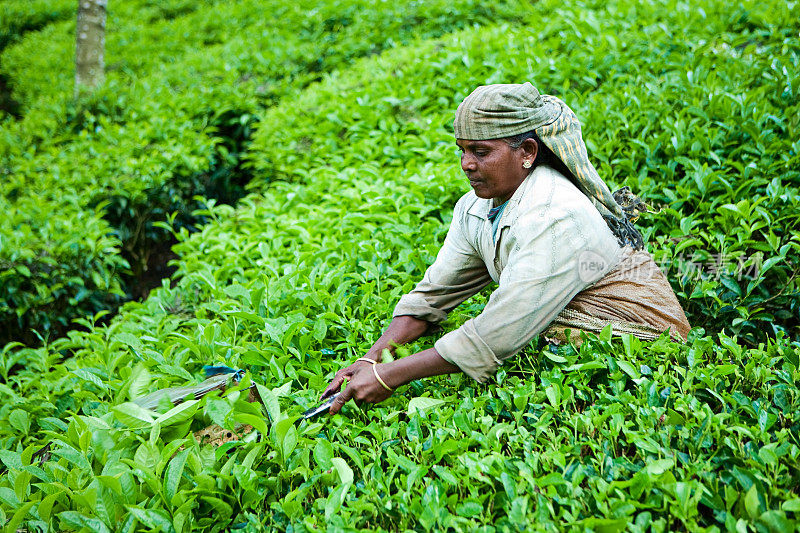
[327,363,394,415]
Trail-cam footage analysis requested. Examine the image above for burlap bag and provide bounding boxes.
[544,247,691,345]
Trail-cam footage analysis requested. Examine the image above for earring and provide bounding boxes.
[522,160,532,168]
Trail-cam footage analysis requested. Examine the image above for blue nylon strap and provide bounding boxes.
[203,365,243,379]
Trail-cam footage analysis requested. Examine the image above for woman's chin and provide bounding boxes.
[470,185,491,198]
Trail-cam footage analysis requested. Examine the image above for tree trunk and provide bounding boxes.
[74,0,107,98]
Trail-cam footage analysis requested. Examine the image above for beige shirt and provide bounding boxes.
[393,164,623,382]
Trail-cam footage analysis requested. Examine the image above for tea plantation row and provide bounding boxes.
[0,0,74,51]
[246,0,800,345]
[2,0,800,530]
[0,0,524,344]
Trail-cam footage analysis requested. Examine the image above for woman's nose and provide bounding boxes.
[461,153,477,171]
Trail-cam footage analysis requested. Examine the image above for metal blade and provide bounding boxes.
[133,373,231,410]
[302,392,340,419]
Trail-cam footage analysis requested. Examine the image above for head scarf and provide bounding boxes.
[454,82,644,250]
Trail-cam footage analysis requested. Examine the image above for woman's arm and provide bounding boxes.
[364,315,431,361]
[321,197,486,413]
[327,347,461,415]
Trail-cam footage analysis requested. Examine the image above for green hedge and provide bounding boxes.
[247,0,800,344]
[0,194,127,345]
[1,0,799,529]
[0,0,523,343]
[0,0,75,51]
[0,0,74,116]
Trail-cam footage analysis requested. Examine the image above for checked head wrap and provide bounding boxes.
[454,82,645,250]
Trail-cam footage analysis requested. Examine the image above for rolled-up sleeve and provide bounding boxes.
[434,206,621,382]
[393,197,492,324]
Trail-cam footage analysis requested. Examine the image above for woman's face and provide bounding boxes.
[456,138,537,204]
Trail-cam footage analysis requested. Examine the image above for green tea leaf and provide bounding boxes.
[233,412,269,436]
[126,506,175,533]
[745,485,762,519]
[8,409,30,434]
[407,396,447,416]
[330,457,354,485]
[72,368,108,391]
[205,397,231,429]
[154,400,199,427]
[129,364,151,400]
[314,439,334,470]
[255,382,280,422]
[113,402,157,427]
[199,496,232,522]
[164,449,190,504]
[59,510,111,533]
[645,458,674,476]
[617,360,640,379]
[782,499,800,512]
[6,501,35,533]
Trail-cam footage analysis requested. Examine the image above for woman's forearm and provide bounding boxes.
[379,347,461,388]
[366,315,430,360]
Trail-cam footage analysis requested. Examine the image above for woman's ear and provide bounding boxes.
[521,138,539,163]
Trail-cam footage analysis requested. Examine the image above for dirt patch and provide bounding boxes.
[129,236,180,301]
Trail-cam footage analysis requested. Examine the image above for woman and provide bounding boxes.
[322,83,690,414]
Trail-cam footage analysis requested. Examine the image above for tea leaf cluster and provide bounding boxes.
[1,0,799,530]
[0,0,523,343]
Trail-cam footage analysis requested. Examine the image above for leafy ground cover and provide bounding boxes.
[0,0,75,51]
[1,0,800,530]
[0,0,523,344]
[247,0,800,345]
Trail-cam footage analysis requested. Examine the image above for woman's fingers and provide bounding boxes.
[321,361,370,399]
[327,366,397,415]
[329,382,354,415]
[321,365,356,399]
[322,360,396,414]
[321,371,348,399]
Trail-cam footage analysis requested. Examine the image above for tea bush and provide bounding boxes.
[0,0,524,343]
[1,0,799,530]
[3,163,799,530]
[0,0,75,51]
[246,0,800,344]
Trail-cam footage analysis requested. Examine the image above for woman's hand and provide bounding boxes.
[323,361,394,415]
[319,316,430,414]
[321,348,461,416]
[320,357,376,401]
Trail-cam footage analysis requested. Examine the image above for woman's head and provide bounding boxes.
[453,84,561,202]
[453,83,561,140]
[453,82,645,249]
[456,134,538,203]
[502,129,576,182]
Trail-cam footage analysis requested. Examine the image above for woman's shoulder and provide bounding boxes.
[515,165,621,257]
[523,164,600,216]
[516,165,616,244]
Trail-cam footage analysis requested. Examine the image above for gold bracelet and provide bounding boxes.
[372,363,393,392]
[355,357,378,364]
